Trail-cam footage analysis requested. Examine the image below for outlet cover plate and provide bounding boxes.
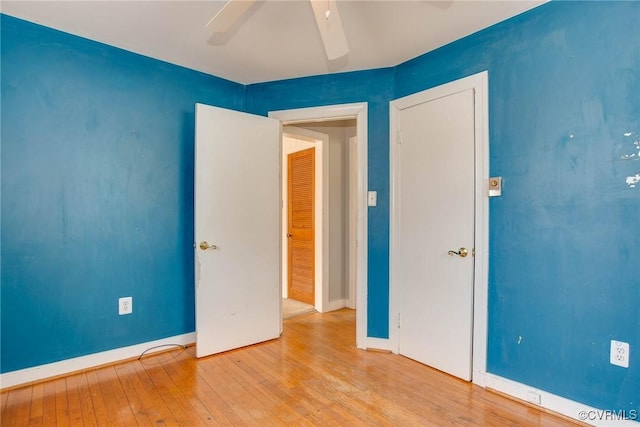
[610,340,629,368]
[119,296,133,315]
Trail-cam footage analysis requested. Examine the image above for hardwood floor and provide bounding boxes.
[2,309,584,426]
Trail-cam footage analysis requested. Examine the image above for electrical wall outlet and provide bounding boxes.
[610,340,629,368]
[119,296,133,315]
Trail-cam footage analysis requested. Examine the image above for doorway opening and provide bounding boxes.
[281,121,356,319]
[270,103,368,348]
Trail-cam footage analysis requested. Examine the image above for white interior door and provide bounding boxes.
[195,103,281,358]
[396,89,475,380]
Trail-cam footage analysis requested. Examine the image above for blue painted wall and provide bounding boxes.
[395,1,639,414]
[1,15,244,372]
[245,70,394,338]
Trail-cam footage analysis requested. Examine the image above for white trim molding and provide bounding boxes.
[269,103,368,350]
[324,298,349,313]
[389,71,490,385]
[364,337,392,352]
[0,333,195,390]
[486,374,640,426]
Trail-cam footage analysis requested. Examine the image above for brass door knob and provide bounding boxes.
[199,241,218,251]
[448,248,468,258]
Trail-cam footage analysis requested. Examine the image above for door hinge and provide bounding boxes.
[396,313,401,329]
[397,131,403,145]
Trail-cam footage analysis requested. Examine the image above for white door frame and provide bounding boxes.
[347,135,358,310]
[389,71,489,386]
[270,103,368,349]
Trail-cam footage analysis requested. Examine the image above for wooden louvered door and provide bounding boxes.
[287,148,315,305]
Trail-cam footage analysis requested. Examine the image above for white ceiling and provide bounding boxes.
[1,0,546,84]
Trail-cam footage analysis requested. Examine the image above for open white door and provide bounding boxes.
[195,103,281,358]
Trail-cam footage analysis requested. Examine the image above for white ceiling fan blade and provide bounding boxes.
[309,0,349,61]
[206,0,256,33]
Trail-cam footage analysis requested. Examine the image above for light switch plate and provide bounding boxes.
[367,191,377,207]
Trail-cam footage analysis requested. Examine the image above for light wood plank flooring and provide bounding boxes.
[1,309,584,426]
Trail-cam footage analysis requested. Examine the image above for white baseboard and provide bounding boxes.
[324,298,348,312]
[364,337,391,351]
[0,333,195,390]
[485,373,639,426]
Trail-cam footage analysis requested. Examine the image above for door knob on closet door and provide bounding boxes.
[448,248,468,258]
